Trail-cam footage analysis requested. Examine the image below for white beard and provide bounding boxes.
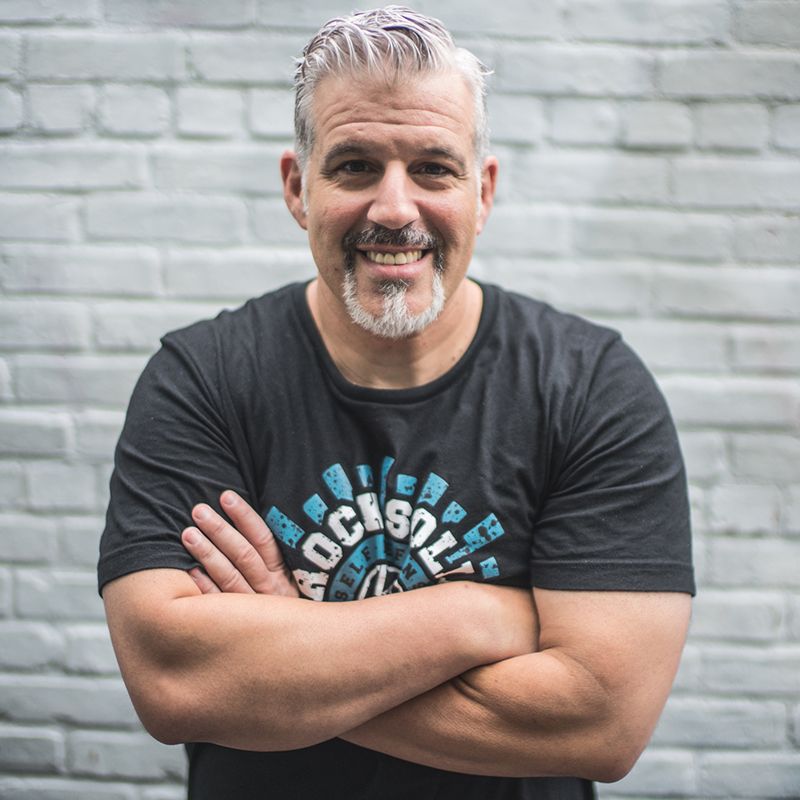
[342,271,445,339]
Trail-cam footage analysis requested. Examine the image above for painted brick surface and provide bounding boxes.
[1,3,797,798]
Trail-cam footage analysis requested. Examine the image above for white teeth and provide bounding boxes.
[364,250,422,266]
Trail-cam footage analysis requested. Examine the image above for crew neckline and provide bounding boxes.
[291,280,498,404]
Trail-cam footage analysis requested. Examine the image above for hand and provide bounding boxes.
[181,489,299,598]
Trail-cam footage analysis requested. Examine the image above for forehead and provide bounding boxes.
[309,70,476,158]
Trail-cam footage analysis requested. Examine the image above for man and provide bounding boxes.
[99,7,694,799]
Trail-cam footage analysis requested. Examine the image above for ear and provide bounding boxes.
[476,156,498,236]
[281,150,308,230]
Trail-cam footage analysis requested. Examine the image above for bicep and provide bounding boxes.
[534,587,691,746]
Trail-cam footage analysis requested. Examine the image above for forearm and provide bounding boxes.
[104,570,534,752]
[342,649,621,781]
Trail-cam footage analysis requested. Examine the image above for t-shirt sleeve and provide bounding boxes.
[530,334,695,594]
[98,326,251,594]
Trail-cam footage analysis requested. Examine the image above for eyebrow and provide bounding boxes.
[320,142,469,174]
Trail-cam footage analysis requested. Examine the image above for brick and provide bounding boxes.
[0,357,10,400]
[495,44,653,96]
[0,195,79,242]
[0,567,10,617]
[710,484,781,534]
[785,487,800,535]
[691,590,786,641]
[673,643,702,692]
[702,644,800,694]
[699,752,800,797]
[736,1,800,47]
[566,0,730,43]
[141,788,185,800]
[93,302,220,352]
[674,157,800,211]
[86,193,247,244]
[474,205,568,256]
[105,0,254,27]
[27,33,185,81]
[164,248,312,298]
[2,244,162,297]
[709,537,800,587]
[250,88,299,139]
[659,51,800,99]
[28,84,94,134]
[0,144,145,191]
[188,32,304,83]
[473,258,650,316]
[177,87,244,138]
[614,319,728,373]
[0,34,21,78]
[549,99,618,146]
[695,103,769,151]
[24,460,98,511]
[654,266,800,321]
[0,462,25,509]
[255,0,368,28]
[0,514,58,562]
[59,516,106,567]
[0,300,90,351]
[64,625,118,674]
[487,95,545,146]
[0,675,139,726]
[730,434,800,484]
[606,748,696,796]
[660,376,799,428]
[153,145,283,194]
[0,778,136,800]
[0,0,96,22]
[252,198,311,246]
[69,730,186,780]
[0,622,64,669]
[621,100,692,149]
[516,152,668,204]
[15,570,104,620]
[0,411,71,457]
[653,697,786,747]
[0,84,22,132]
[74,410,124,462]
[773,104,800,150]
[100,85,170,137]
[0,725,63,774]
[573,209,730,262]
[731,326,800,374]
[96,462,112,511]
[734,216,800,263]
[678,431,726,484]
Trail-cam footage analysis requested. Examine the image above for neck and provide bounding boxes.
[307,278,483,390]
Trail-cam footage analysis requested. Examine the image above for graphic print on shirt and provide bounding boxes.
[265,457,506,601]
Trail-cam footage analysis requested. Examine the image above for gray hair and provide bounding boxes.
[293,6,491,169]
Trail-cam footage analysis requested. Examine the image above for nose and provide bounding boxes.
[366,164,420,230]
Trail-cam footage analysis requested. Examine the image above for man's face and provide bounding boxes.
[284,70,496,339]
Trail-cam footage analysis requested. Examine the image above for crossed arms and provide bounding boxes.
[102,489,691,782]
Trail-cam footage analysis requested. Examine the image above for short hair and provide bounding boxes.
[293,5,491,169]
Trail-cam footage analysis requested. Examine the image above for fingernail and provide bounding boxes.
[193,505,209,521]
[221,491,236,507]
[183,528,198,545]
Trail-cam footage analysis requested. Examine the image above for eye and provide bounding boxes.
[339,160,373,175]
[417,163,452,177]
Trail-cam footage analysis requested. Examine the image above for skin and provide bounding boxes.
[102,68,692,782]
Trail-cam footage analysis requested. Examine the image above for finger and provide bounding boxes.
[191,503,275,591]
[182,525,254,594]
[220,490,287,573]
[188,566,221,594]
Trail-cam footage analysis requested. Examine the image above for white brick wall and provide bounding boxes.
[0,1,797,798]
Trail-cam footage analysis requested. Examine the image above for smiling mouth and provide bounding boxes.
[363,249,425,266]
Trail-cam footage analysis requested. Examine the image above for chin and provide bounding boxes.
[342,270,446,339]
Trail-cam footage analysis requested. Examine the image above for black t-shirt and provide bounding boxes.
[99,281,694,799]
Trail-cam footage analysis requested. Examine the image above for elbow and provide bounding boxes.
[584,725,648,784]
[128,673,199,746]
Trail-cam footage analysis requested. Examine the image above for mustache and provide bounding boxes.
[343,225,440,250]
